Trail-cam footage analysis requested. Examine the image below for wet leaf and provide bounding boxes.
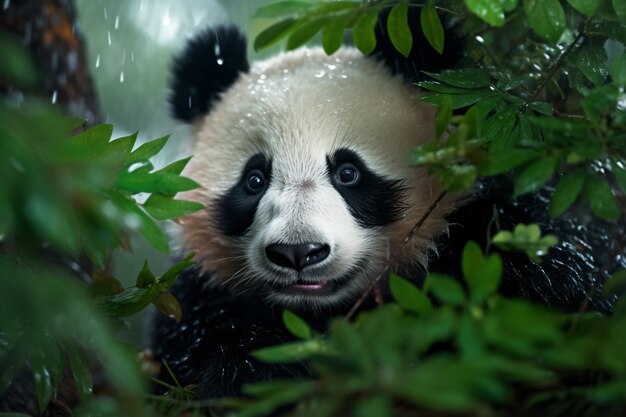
[423,68,491,89]
[115,171,200,194]
[322,13,350,55]
[566,0,601,16]
[513,156,557,198]
[126,136,169,165]
[282,310,312,339]
[157,253,196,289]
[584,175,620,219]
[89,273,124,299]
[143,195,204,220]
[464,0,505,26]
[612,159,626,194]
[153,291,182,322]
[158,157,192,175]
[104,286,160,318]
[68,350,93,402]
[286,17,329,50]
[440,164,477,192]
[352,9,379,55]
[613,0,626,24]
[388,2,413,57]
[389,273,433,315]
[254,18,297,51]
[523,0,566,43]
[477,148,540,176]
[609,50,626,87]
[136,260,156,288]
[549,170,586,217]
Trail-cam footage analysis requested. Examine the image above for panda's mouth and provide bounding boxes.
[289,279,334,293]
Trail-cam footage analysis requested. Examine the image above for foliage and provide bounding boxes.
[0,30,201,415]
[234,243,626,417]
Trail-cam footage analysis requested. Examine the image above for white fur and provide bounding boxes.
[177,47,455,310]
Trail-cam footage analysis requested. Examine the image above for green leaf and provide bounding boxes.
[388,2,413,57]
[610,50,626,87]
[574,40,608,86]
[523,0,566,43]
[462,241,502,303]
[143,195,204,220]
[612,159,626,194]
[158,157,191,175]
[464,0,505,26]
[126,135,169,165]
[566,0,601,16]
[254,18,297,51]
[32,353,54,413]
[435,95,453,138]
[613,0,626,24]
[421,91,497,109]
[389,273,433,315]
[252,339,326,363]
[115,171,200,194]
[322,13,350,55]
[282,310,312,339]
[157,252,196,289]
[104,285,160,318]
[70,124,114,160]
[353,395,392,417]
[153,291,182,322]
[101,132,137,166]
[423,69,491,89]
[549,170,586,218]
[286,17,328,50]
[603,270,626,297]
[352,9,379,55]
[513,156,557,198]
[136,260,156,288]
[67,350,93,402]
[253,0,313,18]
[477,148,540,176]
[584,175,620,219]
[426,273,466,305]
[440,164,478,192]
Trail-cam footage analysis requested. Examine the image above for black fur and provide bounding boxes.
[373,1,462,81]
[169,25,249,122]
[216,153,272,236]
[327,148,407,228]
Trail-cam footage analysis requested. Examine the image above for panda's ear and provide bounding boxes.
[169,25,249,122]
[372,4,461,82]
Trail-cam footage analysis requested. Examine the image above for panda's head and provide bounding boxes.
[171,26,456,312]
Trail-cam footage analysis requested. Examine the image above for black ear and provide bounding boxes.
[372,3,461,82]
[169,25,249,122]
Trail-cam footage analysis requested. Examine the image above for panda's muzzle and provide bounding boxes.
[265,242,330,271]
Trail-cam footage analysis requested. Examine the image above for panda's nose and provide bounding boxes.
[265,243,330,271]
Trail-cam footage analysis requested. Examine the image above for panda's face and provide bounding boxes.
[178,48,451,311]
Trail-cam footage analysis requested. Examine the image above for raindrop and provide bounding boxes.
[10,157,24,173]
[214,43,221,57]
[121,50,126,66]
[327,64,336,70]
[103,7,107,20]
[475,35,485,43]
[119,71,124,83]
[162,13,171,27]
[217,58,224,65]
[131,51,135,62]
[139,0,144,11]
[66,51,77,72]
[188,96,192,108]
[124,213,141,229]
[107,31,111,46]
[95,54,100,68]
[114,15,119,29]
[3,0,9,10]
[283,69,289,74]
[51,90,58,104]
[314,70,326,78]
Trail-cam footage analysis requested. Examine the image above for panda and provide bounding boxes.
[151,20,624,399]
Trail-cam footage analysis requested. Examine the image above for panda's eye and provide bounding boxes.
[245,169,266,194]
[336,163,360,186]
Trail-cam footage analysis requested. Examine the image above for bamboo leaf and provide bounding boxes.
[254,18,297,51]
[352,9,379,55]
[523,0,566,43]
[389,273,433,315]
[420,1,444,54]
[464,0,505,26]
[253,1,313,18]
[322,13,351,55]
[549,170,586,218]
[282,310,312,339]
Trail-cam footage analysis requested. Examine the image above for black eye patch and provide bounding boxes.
[215,154,272,236]
[327,148,407,228]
